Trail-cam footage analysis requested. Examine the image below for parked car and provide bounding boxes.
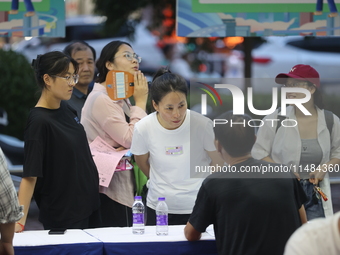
[12,15,165,72]
[0,108,24,176]
[251,36,340,94]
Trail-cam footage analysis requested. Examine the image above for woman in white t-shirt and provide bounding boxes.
[130,67,222,225]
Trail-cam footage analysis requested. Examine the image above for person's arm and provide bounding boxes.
[134,153,150,178]
[15,177,37,232]
[260,156,302,178]
[184,222,202,241]
[202,120,224,168]
[207,150,224,167]
[313,158,340,185]
[133,71,148,111]
[299,205,307,224]
[261,156,276,163]
[313,114,340,185]
[91,94,147,149]
[184,183,212,242]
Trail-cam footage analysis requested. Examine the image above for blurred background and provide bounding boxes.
[2,0,340,138]
[0,0,339,229]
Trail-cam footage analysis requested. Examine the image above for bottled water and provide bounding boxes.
[132,196,145,234]
[156,197,168,235]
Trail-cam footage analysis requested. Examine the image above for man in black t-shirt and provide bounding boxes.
[184,112,307,255]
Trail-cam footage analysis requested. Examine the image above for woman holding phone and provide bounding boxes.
[81,40,148,227]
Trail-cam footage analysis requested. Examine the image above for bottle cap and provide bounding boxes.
[135,196,142,200]
[158,197,165,201]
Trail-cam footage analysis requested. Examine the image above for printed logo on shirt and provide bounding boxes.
[74,116,80,124]
[165,146,183,155]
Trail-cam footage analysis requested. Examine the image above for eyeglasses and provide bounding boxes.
[114,52,142,63]
[282,81,309,88]
[51,74,79,85]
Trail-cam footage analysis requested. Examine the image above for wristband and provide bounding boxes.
[16,222,25,231]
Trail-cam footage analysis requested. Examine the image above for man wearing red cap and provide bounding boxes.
[252,64,340,220]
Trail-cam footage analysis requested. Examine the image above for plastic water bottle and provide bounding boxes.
[132,196,145,234]
[156,197,168,235]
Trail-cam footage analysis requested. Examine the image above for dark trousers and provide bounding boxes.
[316,0,338,12]
[299,179,325,221]
[11,0,35,12]
[146,206,191,226]
[99,193,132,227]
[43,208,102,230]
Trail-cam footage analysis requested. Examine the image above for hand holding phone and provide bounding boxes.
[106,70,134,100]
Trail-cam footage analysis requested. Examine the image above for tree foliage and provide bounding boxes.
[0,50,38,139]
[92,0,176,39]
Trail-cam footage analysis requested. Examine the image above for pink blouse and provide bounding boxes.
[81,83,147,207]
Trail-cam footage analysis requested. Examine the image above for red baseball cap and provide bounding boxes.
[275,64,320,88]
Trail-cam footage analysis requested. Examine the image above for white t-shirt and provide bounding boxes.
[131,109,216,214]
[284,212,340,255]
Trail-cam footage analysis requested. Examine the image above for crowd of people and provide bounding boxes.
[1,39,339,255]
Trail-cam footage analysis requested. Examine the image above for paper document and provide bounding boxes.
[89,136,129,187]
[206,224,215,237]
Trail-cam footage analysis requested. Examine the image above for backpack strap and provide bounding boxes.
[275,107,286,133]
[324,110,334,136]
[275,108,334,139]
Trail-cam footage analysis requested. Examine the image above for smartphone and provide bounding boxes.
[48,228,67,235]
